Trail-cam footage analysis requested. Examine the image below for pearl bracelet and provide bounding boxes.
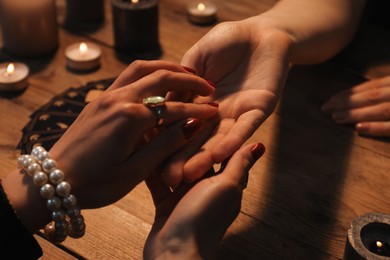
[17,146,85,243]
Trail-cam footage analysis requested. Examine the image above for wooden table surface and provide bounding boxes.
[1,0,389,259]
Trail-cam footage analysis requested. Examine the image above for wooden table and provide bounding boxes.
[0,0,389,259]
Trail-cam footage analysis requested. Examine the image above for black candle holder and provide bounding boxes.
[111,0,161,59]
[65,0,105,31]
[344,212,390,260]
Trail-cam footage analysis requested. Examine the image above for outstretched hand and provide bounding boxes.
[163,19,292,189]
[144,143,265,260]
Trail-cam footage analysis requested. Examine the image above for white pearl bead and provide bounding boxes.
[63,194,77,209]
[51,210,66,222]
[56,182,71,197]
[37,150,50,162]
[31,146,45,158]
[33,171,48,186]
[40,184,55,199]
[26,162,41,177]
[20,155,34,170]
[17,155,29,168]
[49,169,64,185]
[42,158,56,173]
[47,196,62,211]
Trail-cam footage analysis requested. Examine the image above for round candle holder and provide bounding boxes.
[344,212,390,260]
[65,0,105,31]
[111,0,161,58]
[65,42,102,72]
[187,1,217,25]
[0,62,29,92]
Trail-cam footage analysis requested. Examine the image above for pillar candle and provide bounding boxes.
[111,0,161,58]
[0,0,58,58]
[65,0,105,29]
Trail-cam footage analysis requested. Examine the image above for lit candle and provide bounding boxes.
[0,0,58,57]
[0,62,29,92]
[65,42,102,71]
[111,0,161,58]
[187,1,217,25]
[344,212,390,259]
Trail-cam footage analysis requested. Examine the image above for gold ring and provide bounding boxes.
[143,96,166,129]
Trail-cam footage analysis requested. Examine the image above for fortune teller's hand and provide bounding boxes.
[3,60,218,232]
[143,143,265,260]
[322,75,390,137]
[162,19,291,189]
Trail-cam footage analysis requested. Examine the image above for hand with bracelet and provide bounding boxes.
[0,60,218,257]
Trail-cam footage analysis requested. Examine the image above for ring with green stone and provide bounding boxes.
[143,96,166,129]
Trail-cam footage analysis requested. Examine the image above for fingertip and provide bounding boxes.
[183,152,214,183]
[182,66,196,74]
[356,122,369,132]
[250,143,266,162]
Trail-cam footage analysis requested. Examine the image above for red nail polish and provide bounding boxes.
[183,66,196,74]
[206,80,216,88]
[182,118,203,139]
[251,143,265,161]
[356,123,369,131]
[208,102,219,108]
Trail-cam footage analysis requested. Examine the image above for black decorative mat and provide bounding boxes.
[18,78,115,154]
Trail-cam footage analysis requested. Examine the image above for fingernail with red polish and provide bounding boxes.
[208,102,219,108]
[182,118,203,139]
[183,66,196,74]
[206,80,216,88]
[356,122,369,132]
[251,143,266,161]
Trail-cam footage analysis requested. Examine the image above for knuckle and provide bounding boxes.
[127,60,147,72]
[366,89,382,104]
[119,103,139,118]
[380,103,390,119]
[153,69,174,84]
[97,92,116,110]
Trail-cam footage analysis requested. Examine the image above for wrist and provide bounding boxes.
[242,15,294,65]
[2,169,51,233]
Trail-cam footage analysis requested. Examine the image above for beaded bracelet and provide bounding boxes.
[17,146,85,243]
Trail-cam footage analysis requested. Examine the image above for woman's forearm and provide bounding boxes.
[255,0,367,64]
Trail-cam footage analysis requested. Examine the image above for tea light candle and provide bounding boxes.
[111,0,161,57]
[187,1,217,25]
[344,212,390,259]
[0,62,29,92]
[65,42,101,71]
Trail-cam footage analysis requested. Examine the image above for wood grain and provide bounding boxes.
[0,0,389,259]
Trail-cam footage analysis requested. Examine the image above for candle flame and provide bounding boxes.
[5,63,14,76]
[131,0,139,3]
[197,3,206,11]
[376,241,383,248]
[79,42,88,54]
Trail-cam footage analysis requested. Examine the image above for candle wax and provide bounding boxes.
[188,1,217,25]
[65,42,101,71]
[0,62,29,92]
